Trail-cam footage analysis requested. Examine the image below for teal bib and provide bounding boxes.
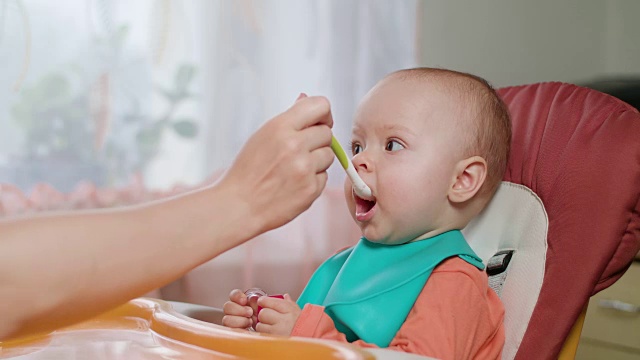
[297,230,483,347]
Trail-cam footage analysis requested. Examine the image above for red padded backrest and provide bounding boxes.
[497,82,640,359]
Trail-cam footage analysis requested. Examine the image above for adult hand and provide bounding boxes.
[219,95,334,237]
[0,95,334,342]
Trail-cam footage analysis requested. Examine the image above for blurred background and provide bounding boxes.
[2,1,639,194]
[0,1,638,358]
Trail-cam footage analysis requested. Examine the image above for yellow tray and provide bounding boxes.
[0,298,372,359]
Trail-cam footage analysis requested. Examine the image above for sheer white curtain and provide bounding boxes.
[0,0,418,307]
[160,0,419,307]
[197,0,418,186]
[0,0,205,194]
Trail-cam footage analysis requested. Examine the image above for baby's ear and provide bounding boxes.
[448,156,487,203]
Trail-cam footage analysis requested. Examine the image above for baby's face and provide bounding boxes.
[344,77,467,245]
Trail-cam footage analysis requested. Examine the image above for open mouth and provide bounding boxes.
[354,191,377,221]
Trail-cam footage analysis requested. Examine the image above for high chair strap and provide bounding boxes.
[486,250,515,297]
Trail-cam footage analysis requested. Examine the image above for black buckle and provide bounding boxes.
[486,250,515,276]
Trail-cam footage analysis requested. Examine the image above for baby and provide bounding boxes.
[223,68,510,359]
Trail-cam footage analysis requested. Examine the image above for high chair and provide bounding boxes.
[462,82,640,359]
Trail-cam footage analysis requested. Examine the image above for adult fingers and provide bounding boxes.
[301,124,333,152]
[312,147,334,174]
[286,96,333,130]
[315,171,329,195]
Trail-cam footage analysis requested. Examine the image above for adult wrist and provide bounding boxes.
[204,179,264,252]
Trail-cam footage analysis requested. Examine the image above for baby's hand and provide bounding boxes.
[254,294,301,336]
[222,289,254,329]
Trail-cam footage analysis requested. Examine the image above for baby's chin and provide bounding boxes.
[361,230,425,245]
[360,231,403,245]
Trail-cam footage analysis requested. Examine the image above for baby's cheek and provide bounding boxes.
[380,177,419,223]
[343,180,356,212]
[343,178,351,197]
[380,176,408,201]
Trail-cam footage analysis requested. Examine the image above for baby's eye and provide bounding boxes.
[351,142,363,156]
[385,140,405,152]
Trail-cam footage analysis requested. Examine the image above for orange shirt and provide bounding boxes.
[291,257,505,360]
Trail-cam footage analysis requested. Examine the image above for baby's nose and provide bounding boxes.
[352,154,372,172]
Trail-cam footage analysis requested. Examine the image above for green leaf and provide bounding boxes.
[156,86,180,102]
[180,91,197,100]
[174,64,197,93]
[136,125,163,156]
[10,73,72,130]
[171,119,198,138]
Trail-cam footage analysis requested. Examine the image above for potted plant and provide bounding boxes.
[7,25,199,192]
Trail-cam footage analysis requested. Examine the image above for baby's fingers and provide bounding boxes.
[257,308,281,325]
[223,300,253,317]
[254,322,276,334]
[257,295,297,313]
[229,289,248,305]
[222,315,252,329]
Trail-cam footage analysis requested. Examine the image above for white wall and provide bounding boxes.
[419,0,640,87]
